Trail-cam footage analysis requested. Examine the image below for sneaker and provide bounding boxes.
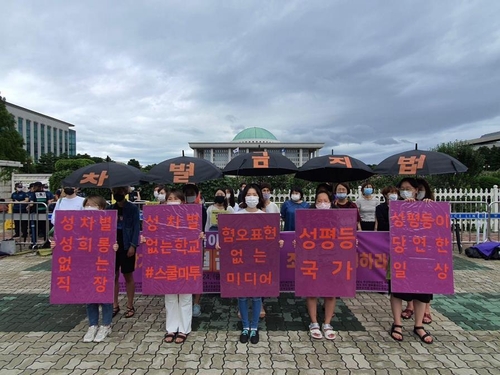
[192,304,201,317]
[240,329,249,343]
[250,330,259,344]
[93,325,112,342]
[83,326,98,343]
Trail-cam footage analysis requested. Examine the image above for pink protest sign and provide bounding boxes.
[141,205,203,295]
[295,209,357,297]
[50,210,117,304]
[356,232,389,292]
[390,201,454,294]
[218,213,280,298]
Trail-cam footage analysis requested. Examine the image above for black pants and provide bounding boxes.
[14,218,28,240]
[360,221,375,231]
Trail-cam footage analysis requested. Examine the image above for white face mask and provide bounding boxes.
[226,194,231,199]
[167,201,182,205]
[400,190,414,200]
[263,193,272,200]
[291,194,300,201]
[417,191,426,200]
[130,187,135,192]
[245,196,259,208]
[316,202,331,210]
[388,194,399,201]
[186,195,196,203]
[84,206,99,210]
[153,191,159,198]
[157,194,166,202]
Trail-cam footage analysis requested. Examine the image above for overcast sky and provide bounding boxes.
[1,1,499,166]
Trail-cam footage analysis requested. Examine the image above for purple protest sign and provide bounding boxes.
[141,205,203,295]
[280,232,296,291]
[50,210,117,304]
[295,209,357,297]
[218,213,280,298]
[356,232,389,292]
[390,201,454,294]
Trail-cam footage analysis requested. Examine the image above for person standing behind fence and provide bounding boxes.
[10,183,29,241]
[260,182,280,214]
[356,181,380,231]
[281,186,309,231]
[109,186,140,319]
[51,196,119,342]
[28,182,49,245]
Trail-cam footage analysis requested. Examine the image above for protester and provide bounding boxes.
[156,187,168,205]
[280,186,309,231]
[10,182,29,241]
[183,184,207,318]
[356,181,380,231]
[374,186,398,231]
[236,182,247,205]
[51,195,119,342]
[333,182,361,230]
[205,188,234,232]
[51,186,85,225]
[305,190,338,340]
[109,186,140,319]
[388,177,433,344]
[225,187,239,212]
[260,182,279,214]
[128,187,141,202]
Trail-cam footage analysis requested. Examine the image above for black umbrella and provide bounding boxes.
[222,151,298,176]
[295,154,374,182]
[374,149,468,175]
[148,156,222,184]
[62,162,149,188]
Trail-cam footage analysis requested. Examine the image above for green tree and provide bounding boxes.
[127,158,141,169]
[55,158,95,172]
[0,95,28,179]
[35,152,59,173]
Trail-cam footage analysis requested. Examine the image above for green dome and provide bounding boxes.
[232,127,279,143]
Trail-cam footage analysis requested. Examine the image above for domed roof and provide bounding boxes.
[232,127,279,143]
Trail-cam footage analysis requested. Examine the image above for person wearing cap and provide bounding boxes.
[11,183,29,241]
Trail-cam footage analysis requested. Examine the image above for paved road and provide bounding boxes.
[1,252,500,374]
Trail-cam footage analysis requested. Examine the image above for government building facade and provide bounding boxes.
[189,127,323,168]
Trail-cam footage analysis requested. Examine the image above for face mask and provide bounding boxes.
[363,188,373,195]
[400,190,414,200]
[186,195,196,203]
[17,187,23,191]
[44,188,49,192]
[226,194,231,200]
[114,194,125,202]
[84,206,99,210]
[316,202,331,210]
[388,194,399,201]
[157,194,166,202]
[214,196,225,204]
[153,191,159,198]
[64,188,75,195]
[417,191,426,200]
[167,201,182,205]
[130,187,135,192]
[336,193,347,200]
[263,193,272,200]
[245,196,259,208]
[291,194,300,202]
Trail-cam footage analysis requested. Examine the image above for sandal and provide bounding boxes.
[309,323,323,340]
[124,306,135,318]
[175,333,188,344]
[413,326,433,344]
[322,324,336,340]
[401,308,414,320]
[112,306,120,318]
[423,313,432,324]
[390,323,403,342]
[163,332,176,343]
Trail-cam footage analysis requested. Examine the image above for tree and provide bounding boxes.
[35,152,59,173]
[0,95,28,179]
[127,158,141,169]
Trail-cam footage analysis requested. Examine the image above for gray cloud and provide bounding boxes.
[1,1,499,166]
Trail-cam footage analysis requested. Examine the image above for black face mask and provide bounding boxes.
[64,188,75,195]
[114,194,125,202]
[214,196,225,204]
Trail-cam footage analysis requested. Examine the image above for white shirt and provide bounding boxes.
[263,201,280,214]
[51,196,85,225]
[356,196,380,222]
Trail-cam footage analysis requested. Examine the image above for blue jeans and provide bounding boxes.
[87,303,113,326]
[238,297,262,330]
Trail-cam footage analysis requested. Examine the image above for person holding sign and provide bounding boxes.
[50,195,119,343]
[305,190,338,340]
[109,186,140,319]
[205,188,234,232]
[388,178,433,344]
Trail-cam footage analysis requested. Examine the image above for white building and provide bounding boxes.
[6,101,77,162]
[467,131,500,149]
[189,127,324,168]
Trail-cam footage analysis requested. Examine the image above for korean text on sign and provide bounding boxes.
[390,201,454,294]
[50,210,117,304]
[141,204,203,295]
[295,209,358,298]
[218,213,281,298]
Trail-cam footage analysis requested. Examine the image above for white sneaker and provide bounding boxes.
[93,325,112,342]
[83,326,98,342]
